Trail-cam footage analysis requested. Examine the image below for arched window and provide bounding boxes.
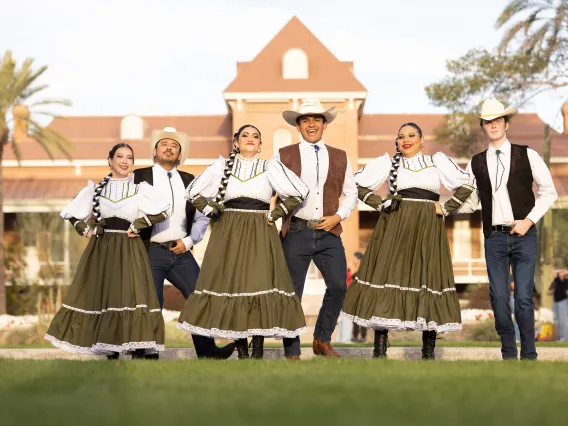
[273,128,292,156]
[120,115,145,141]
[282,49,308,79]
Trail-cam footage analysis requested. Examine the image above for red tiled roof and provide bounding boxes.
[224,17,366,93]
[3,179,87,201]
[359,113,568,158]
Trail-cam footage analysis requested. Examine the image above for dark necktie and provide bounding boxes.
[314,145,320,187]
[495,150,503,191]
[167,172,175,212]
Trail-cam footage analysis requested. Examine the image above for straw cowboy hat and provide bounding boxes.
[283,99,337,126]
[150,127,190,164]
[475,98,518,121]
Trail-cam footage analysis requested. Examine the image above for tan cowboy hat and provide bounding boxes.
[150,127,190,164]
[282,99,337,126]
[475,98,518,121]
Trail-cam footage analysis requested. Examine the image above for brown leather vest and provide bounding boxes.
[279,143,347,237]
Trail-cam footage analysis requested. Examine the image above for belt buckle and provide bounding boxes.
[307,220,321,229]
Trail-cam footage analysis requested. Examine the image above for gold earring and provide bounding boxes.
[257,148,261,153]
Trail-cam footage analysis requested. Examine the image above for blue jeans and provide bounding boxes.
[148,246,216,357]
[281,224,347,357]
[485,227,538,360]
[553,299,568,341]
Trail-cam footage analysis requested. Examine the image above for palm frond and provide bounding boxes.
[27,117,73,160]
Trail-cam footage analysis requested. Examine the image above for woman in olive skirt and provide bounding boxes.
[342,123,475,360]
[45,143,170,359]
[177,124,309,359]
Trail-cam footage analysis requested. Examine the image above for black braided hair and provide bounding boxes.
[390,123,423,195]
[92,143,134,222]
[214,125,261,204]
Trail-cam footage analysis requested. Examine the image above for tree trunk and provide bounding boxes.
[0,115,7,315]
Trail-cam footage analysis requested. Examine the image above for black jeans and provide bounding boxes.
[484,227,538,360]
[282,224,347,356]
[148,246,218,357]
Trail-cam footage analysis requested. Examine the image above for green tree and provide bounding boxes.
[0,51,72,314]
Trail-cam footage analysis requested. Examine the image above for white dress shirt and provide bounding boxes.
[460,140,558,225]
[273,138,357,221]
[139,164,210,251]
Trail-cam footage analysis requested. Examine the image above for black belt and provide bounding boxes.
[150,241,177,249]
[290,216,322,229]
[491,225,513,233]
[398,188,440,202]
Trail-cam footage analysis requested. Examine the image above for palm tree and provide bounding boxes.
[0,51,72,314]
[497,0,568,57]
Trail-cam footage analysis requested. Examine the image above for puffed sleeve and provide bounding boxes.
[185,156,225,200]
[60,180,95,221]
[130,182,171,233]
[267,158,310,223]
[432,152,476,216]
[353,153,391,209]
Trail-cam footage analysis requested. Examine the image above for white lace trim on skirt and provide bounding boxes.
[355,278,456,296]
[44,334,165,355]
[61,303,162,314]
[177,321,307,339]
[194,288,297,297]
[341,312,462,334]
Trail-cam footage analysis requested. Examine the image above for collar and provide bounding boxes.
[488,140,511,157]
[153,163,178,177]
[300,137,325,150]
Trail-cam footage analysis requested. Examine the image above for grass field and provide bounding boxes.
[1,359,567,426]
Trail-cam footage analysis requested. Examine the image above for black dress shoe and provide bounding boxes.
[131,349,146,360]
[106,352,120,360]
[213,342,236,360]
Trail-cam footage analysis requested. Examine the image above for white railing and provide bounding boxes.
[452,258,489,284]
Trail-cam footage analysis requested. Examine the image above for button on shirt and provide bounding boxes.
[147,164,210,251]
[274,138,357,221]
[461,140,557,225]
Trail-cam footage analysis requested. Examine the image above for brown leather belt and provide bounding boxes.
[150,241,176,249]
[290,216,322,230]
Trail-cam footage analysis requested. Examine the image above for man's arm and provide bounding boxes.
[182,210,210,251]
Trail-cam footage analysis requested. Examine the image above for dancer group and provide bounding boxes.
[45,97,557,361]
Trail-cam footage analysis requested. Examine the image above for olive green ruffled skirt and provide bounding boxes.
[45,232,165,355]
[342,200,462,333]
[177,210,306,339]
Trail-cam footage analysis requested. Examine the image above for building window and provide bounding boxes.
[120,115,145,141]
[273,128,292,156]
[453,217,472,259]
[282,49,308,79]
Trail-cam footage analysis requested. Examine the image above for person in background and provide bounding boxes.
[547,270,568,341]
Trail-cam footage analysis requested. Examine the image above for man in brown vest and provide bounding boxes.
[459,99,557,360]
[275,99,357,359]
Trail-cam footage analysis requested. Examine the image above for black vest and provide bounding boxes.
[471,144,535,237]
[133,167,197,251]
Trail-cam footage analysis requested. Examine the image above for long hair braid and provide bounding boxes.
[92,143,134,222]
[92,173,112,222]
[390,122,423,195]
[214,124,261,204]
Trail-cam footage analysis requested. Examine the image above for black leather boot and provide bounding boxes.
[251,336,264,359]
[422,330,437,360]
[373,329,389,358]
[235,338,249,359]
[131,349,146,360]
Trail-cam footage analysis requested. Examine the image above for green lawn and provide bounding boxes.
[1,359,567,426]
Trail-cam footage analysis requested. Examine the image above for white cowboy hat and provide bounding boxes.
[475,98,518,121]
[150,127,190,164]
[282,99,337,126]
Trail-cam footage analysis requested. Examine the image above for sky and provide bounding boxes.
[0,0,550,118]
